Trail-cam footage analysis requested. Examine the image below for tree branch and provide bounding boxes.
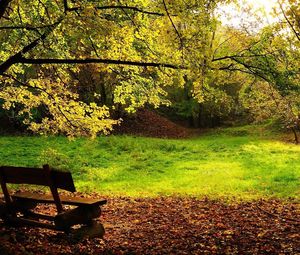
[18,57,181,69]
[212,54,276,62]
[278,1,300,42]
[63,0,164,16]
[162,0,183,48]
[0,22,63,31]
[0,25,38,31]
[0,19,62,75]
[96,5,164,16]
[212,55,274,83]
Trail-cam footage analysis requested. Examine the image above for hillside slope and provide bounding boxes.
[114,109,191,138]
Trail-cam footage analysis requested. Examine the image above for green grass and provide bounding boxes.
[0,125,299,200]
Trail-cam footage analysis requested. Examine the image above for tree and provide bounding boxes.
[211,18,300,141]
[0,0,228,136]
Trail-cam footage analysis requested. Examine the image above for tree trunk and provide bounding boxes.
[99,83,107,105]
[291,127,299,144]
[197,103,203,128]
[188,115,194,127]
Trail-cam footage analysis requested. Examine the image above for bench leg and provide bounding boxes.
[54,205,101,230]
[72,220,105,239]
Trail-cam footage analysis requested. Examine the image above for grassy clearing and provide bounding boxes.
[0,126,299,199]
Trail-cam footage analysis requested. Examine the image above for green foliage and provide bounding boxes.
[0,128,299,199]
[0,0,227,136]
[211,19,300,136]
[1,0,299,136]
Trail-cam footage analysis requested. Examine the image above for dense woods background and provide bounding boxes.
[0,0,299,139]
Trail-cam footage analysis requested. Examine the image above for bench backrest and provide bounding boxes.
[0,166,76,192]
[0,164,76,213]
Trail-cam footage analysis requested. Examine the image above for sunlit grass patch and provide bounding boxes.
[0,127,299,199]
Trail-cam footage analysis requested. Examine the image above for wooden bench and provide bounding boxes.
[0,164,106,238]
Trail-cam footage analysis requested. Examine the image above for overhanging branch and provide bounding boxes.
[63,0,164,16]
[18,57,181,69]
[0,22,60,31]
[0,19,63,75]
[212,53,277,62]
[279,1,300,42]
[96,5,164,16]
[211,55,274,83]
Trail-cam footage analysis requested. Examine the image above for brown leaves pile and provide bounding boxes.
[0,196,299,255]
[114,109,189,139]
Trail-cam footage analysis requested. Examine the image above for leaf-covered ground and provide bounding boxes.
[113,109,190,138]
[0,195,299,255]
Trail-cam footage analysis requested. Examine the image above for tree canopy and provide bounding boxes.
[0,0,299,138]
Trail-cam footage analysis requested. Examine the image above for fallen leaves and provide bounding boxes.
[0,196,299,254]
[113,109,190,138]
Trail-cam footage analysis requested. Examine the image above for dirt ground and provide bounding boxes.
[0,195,299,255]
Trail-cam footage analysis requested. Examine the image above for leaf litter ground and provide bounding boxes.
[0,195,299,255]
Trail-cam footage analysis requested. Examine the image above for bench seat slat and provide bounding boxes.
[12,192,107,206]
